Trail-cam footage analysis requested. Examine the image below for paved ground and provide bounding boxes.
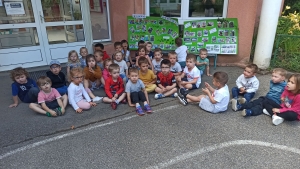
[1,66,300,169]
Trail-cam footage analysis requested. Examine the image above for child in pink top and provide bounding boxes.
[101,58,113,85]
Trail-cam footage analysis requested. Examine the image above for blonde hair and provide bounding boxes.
[68,50,80,63]
[70,67,84,80]
[37,76,52,87]
[272,68,287,77]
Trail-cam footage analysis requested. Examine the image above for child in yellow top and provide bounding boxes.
[138,57,157,93]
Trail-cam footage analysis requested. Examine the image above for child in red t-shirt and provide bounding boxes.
[102,64,127,110]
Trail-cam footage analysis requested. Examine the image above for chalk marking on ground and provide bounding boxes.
[0,105,179,160]
[146,140,300,169]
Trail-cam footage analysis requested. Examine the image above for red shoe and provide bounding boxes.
[111,102,117,110]
[121,99,127,104]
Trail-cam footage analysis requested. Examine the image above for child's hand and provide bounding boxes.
[9,103,18,108]
[49,110,58,117]
[205,82,211,88]
[239,87,245,93]
[165,86,171,90]
[129,103,135,107]
[111,97,116,102]
[76,108,83,113]
[114,93,118,98]
[89,102,97,106]
[181,81,186,85]
[202,88,210,95]
[272,108,280,113]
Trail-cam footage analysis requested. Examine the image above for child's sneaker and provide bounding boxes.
[171,93,178,98]
[241,109,252,117]
[111,102,117,110]
[144,104,153,114]
[154,93,163,99]
[272,115,284,125]
[232,99,242,111]
[92,96,103,103]
[178,88,188,98]
[136,106,145,116]
[262,109,271,116]
[238,98,246,104]
[178,95,188,106]
[121,98,127,104]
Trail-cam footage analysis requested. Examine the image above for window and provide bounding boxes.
[146,0,228,24]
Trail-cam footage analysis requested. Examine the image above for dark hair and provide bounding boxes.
[129,67,139,75]
[138,57,149,66]
[138,40,145,46]
[186,54,196,62]
[160,59,171,67]
[138,46,147,53]
[121,39,129,50]
[175,37,182,46]
[114,41,122,48]
[85,54,98,68]
[154,48,162,54]
[108,63,120,73]
[37,76,52,87]
[246,64,259,73]
[289,74,300,94]
[94,43,104,50]
[10,67,29,81]
[213,71,229,86]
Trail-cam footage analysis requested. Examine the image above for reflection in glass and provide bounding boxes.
[90,0,110,40]
[41,0,82,22]
[46,25,84,44]
[189,0,224,17]
[0,0,35,24]
[0,28,39,49]
[149,0,181,17]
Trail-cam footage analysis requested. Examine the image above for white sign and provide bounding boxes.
[132,14,146,19]
[4,2,25,15]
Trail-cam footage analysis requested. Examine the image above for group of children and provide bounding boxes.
[8,38,300,126]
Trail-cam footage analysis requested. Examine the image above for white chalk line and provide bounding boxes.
[146,140,300,169]
[0,105,180,160]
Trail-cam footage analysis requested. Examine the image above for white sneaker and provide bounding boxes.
[238,98,246,104]
[173,93,178,97]
[262,109,271,116]
[272,115,284,126]
[92,96,103,103]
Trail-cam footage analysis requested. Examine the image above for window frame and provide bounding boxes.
[145,0,229,24]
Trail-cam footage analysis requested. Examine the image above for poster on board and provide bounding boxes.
[127,16,179,50]
[183,18,239,54]
[4,1,25,15]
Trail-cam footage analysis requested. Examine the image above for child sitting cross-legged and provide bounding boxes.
[102,64,127,110]
[154,59,178,99]
[138,57,157,93]
[177,72,230,114]
[126,67,152,116]
[29,76,68,117]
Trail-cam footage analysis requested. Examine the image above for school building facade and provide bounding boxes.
[0,0,283,71]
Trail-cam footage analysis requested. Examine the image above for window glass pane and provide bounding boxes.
[0,27,39,49]
[46,25,84,44]
[90,0,110,40]
[150,0,181,17]
[189,0,224,17]
[0,0,35,24]
[41,0,82,22]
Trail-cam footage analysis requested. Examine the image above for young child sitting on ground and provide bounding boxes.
[9,67,40,108]
[135,46,154,70]
[102,64,127,110]
[29,76,67,117]
[231,64,259,103]
[94,50,104,70]
[178,71,230,114]
[262,73,300,126]
[169,51,182,79]
[138,57,157,93]
[79,47,88,68]
[46,60,68,96]
[196,48,212,76]
[114,51,128,86]
[154,59,178,99]
[94,43,110,61]
[112,41,123,60]
[232,68,287,117]
[68,67,97,113]
[177,54,201,92]
[101,58,113,86]
[126,67,152,116]
[152,48,164,74]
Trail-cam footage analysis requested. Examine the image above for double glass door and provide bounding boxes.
[0,0,85,71]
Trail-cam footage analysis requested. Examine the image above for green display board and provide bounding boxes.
[183,18,239,54]
[127,16,179,50]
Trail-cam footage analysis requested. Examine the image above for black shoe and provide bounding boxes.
[178,95,188,106]
[178,88,188,98]
[54,107,62,116]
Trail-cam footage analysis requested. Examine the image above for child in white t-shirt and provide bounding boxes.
[178,71,230,114]
[152,48,163,74]
[175,37,188,68]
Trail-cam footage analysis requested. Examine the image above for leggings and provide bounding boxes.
[262,99,298,121]
[77,100,91,110]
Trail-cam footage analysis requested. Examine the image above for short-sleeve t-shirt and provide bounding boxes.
[175,45,188,62]
[115,60,128,75]
[170,62,182,73]
[147,51,154,60]
[210,85,230,112]
[156,72,176,87]
[38,88,61,104]
[196,57,209,71]
[139,70,156,84]
[79,57,86,68]
[183,66,201,88]
[152,59,163,72]
[125,79,145,93]
[11,78,37,102]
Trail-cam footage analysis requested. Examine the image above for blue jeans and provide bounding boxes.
[200,69,203,76]
[231,87,255,102]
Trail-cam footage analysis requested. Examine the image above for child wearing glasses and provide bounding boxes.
[154,59,178,99]
[29,76,68,117]
[46,60,68,96]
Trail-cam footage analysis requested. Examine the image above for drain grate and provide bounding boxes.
[28,67,67,81]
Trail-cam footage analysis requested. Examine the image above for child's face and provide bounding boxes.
[87,58,96,68]
[146,44,152,52]
[80,48,88,57]
[122,43,128,51]
[109,69,120,79]
[50,64,61,75]
[115,45,122,52]
[139,49,146,57]
[212,78,221,88]
[154,52,162,61]
[161,63,170,75]
[95,54,103,62]
[186,59,195,69]
[39,81,51,93]
[287,76,297,92]
[169,54,177,64]
[70,52,78,62]
[200,51,207,59]
[140,63,149,72]
[114,53,123,62]
[243,67,255,78]
[271,72,285,83]
[105,61,112,70]
[94,47,102,52]
[14,74,27,84]
[129,72,139,83]
[72,72,84,85]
